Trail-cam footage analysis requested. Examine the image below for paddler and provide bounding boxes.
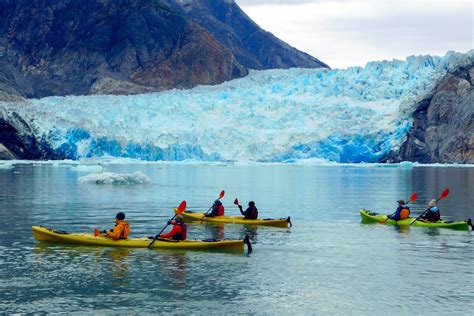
[94,212,130,240]
[421,199,441,222]
[95,212,130,240]
[205,199,225,217]
[158,214,188,240]
[387,200,410,221]
[238,201,259,220]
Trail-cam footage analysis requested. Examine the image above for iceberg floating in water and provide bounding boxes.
[77,171,152,185]
[0,162,14,169]
[3,50,473,163]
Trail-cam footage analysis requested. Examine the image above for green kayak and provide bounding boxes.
[359,209,473,231]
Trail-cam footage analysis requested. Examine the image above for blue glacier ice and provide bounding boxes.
[3,50,473,163]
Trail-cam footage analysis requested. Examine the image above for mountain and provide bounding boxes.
[386,64,474,163]
[167,0,328,70]
[1,51,472,163]
[0,0,328,99]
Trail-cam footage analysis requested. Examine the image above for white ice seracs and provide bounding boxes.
[3,50,473,163]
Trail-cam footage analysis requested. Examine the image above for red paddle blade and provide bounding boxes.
[219,190,225,200]
[176,200,187,214]
[439,188,449,200]
[234,198,239,205]
[408,193,417,203]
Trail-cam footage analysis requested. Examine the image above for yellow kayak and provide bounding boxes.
[182,211,292,228]
[32,226,248,251]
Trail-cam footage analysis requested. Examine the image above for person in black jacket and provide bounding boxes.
[238,201,258,220]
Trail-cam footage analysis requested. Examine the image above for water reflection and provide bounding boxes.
[240,225,259,242]
[33,243,132,286]
[158,252,188,289]
[203,223,226,240]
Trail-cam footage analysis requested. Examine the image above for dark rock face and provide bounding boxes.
[0,0,248,98]
[0,0,328,99]
[0,107,43,159]
[387,65,474,163]
[169,0,329,70]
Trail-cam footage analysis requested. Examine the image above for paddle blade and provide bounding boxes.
[234,198,239,205]
[176,200,187,214]
[408,193,417,203]
[219,190,225,200]
[439,188,449,200]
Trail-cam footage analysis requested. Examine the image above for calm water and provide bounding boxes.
[0,162,473,314]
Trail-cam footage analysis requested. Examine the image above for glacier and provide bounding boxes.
[2,50,473,163]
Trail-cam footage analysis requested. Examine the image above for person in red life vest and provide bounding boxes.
[159,214,188,240]
[387,200,410,221]
[238,201,258,220]
[205,199,224,217]
[95,212,130,240]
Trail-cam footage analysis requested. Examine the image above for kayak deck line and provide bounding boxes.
[359,209,473,231]
[182,211,292,228]
[32,226,249,251]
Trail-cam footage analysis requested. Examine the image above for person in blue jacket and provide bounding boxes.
[421,199,441,222]
[388,200,410,221]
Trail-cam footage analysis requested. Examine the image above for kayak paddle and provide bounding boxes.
[148,200,186,248]
[410,188,449,226]
[204,190,225,216]
[379,192,417,224]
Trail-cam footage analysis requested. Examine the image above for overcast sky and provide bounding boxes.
[235,0,473,69]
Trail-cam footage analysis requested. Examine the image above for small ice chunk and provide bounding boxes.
[78,171,152,185]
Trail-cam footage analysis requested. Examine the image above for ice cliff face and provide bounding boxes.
[1,51,472,163]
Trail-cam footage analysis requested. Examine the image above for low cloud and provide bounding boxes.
[236,0,473,68]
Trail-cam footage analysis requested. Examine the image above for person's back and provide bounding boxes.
[388,200,410,221]
[207,200,224,217]
[105,212,130,240]
[159,215,188,240]
[239,201,258,220]
[422,199,440,222]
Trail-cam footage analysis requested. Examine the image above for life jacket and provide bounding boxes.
[399,208,410,220]
[217,204,224,216]
[245,207,258,220]
[171,222,188,240]
[161,222,188,240]
[424,207,440,222]
[107,220,130,240]
[180,222,188,240]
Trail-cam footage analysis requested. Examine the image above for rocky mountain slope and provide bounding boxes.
[0,0,327,99]
[167,0,328,70]
[386,65,474,163]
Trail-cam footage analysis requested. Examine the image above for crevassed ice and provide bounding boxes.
[10,50,474,162]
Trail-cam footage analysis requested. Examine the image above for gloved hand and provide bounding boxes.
[155,234,160,239]
[167,220,172,225]
[101,230,107,234]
